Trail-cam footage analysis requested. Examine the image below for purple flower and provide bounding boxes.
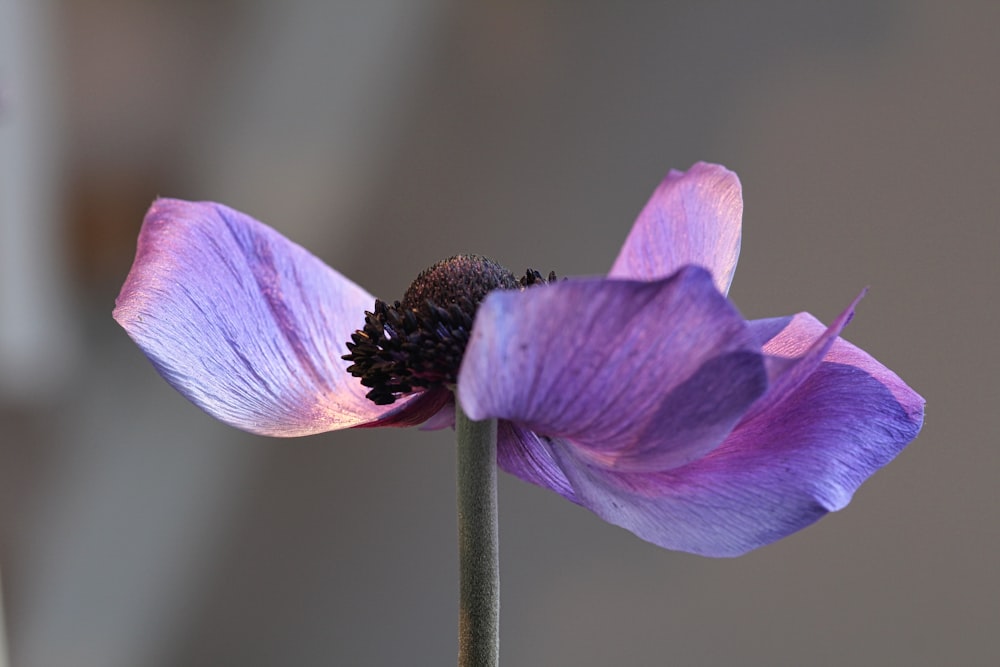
[114,162,923,557]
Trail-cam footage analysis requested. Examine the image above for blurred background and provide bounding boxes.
[1,1,996,665]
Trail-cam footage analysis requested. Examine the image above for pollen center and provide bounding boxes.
[343,255,555,405]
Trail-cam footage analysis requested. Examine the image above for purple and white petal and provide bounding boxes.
[459,266,768,472]
[114,198,414,436]
[506,317,924,557]
[609,162,743,294]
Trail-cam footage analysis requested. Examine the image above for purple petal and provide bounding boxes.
[497,421,577,502]
[752,308,925,431]
[361,387,454,430]
[740,289,866,425]
[114,198,422,436]
[609,162,743,294]
[459,266,768,472]
[497,312,924,557]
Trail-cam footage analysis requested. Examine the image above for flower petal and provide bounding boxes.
[459,266,768,472]
[740,289,865,425]
[114,198,418,436]
[752,308,925,432]
[609,162,743,294]
[499,317,924,557]
[362,387,454,430]
[497,421,577,502]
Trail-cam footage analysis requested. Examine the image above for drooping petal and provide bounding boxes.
[497,315,924,557]
[459,266,768,472]
[497,421,577,502]
[609,162,743,294]
[114,198,421,436]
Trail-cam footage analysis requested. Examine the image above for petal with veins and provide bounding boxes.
[114,199,420,436]
[609,162,743,294]
[496,309,924,556]
[459,266,768,472]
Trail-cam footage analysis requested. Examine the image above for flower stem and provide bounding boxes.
[0,566,9,667]
[455,400,499,667]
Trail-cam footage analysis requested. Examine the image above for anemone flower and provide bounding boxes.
[114,162,923,558]
[116,162,923,663]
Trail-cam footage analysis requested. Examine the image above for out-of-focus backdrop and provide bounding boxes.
[1,1,996,665]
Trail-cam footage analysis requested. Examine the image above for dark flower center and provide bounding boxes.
[343,255,556,405]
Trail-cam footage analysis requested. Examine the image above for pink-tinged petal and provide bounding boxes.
[361,387,454,430]
[114,198,420,436]
[751,308,925,429]
[740,289,866,425]
[459,266,768,472]
[501,319,923,557]
[609,162,742,294]
[416,396,456,431]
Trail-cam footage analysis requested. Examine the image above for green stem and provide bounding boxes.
[455,400,499,667]
[0,567,9,667]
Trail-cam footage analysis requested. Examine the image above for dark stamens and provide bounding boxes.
[343,255,556,405]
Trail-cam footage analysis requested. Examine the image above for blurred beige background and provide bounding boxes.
[1,1,996,665]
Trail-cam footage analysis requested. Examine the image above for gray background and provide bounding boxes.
[1,1,996,665]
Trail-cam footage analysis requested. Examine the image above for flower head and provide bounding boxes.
[114,162,923,557]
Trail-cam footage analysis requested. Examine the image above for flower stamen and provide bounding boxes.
[343,255,555,405]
